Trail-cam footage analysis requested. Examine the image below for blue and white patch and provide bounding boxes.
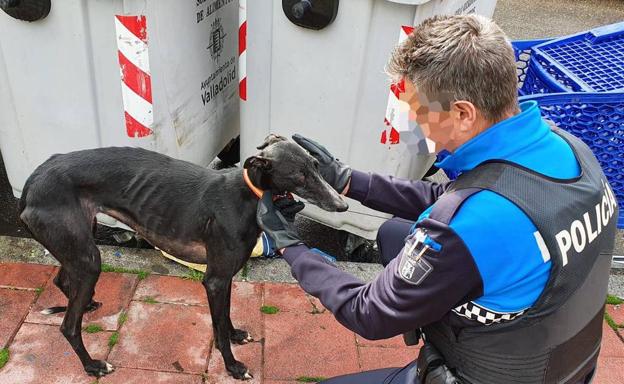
[398,228,434,285]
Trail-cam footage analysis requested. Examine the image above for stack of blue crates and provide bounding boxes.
[511,22,624,228]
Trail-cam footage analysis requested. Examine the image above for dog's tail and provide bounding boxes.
[17,182,27,216]
[17,182,34,236]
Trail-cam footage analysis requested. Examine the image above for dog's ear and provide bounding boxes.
[243,156,272,171]
[256,134,287,150]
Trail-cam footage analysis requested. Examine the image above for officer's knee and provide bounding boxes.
[376,217,414,267]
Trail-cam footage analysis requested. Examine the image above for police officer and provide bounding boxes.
[256,14,618,384]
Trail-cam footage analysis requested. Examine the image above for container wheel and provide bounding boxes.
[0,0,51,22]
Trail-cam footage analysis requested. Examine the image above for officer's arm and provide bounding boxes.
[282,218,483,340]
[346,170,449,221]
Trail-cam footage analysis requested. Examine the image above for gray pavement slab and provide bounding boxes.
[609,272,624,299]
[493,0,624,40]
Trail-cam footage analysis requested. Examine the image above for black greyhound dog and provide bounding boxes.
[18,134,348,379]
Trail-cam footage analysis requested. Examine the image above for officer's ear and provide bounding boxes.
[452,100,478,133]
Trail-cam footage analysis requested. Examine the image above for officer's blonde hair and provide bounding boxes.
[386,14,519,122]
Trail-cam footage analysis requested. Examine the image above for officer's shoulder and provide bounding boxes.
[448,190,533,231]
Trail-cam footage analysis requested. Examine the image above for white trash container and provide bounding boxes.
[240,0,498,239]
[0,0,239,200]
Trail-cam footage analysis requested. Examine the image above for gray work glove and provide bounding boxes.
[257,192,305,250]
[292,134,352,193]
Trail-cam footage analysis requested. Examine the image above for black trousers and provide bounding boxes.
[375,217,415,267]
[321,360,419,384]
[321,218,419,384]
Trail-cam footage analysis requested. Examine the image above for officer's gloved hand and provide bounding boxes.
[292,134,352,194]
[256,192,305,251]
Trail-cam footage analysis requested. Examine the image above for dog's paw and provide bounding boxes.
[230,329,253,344]
[86,301,103,313]
[40,306,66,315]
[227,361,253,380]
[85,360,115,377]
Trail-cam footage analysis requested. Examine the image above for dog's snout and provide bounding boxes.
[336,201,349,212]
[318,195,349,212]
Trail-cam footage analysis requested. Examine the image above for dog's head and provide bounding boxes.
[244,134,348,212]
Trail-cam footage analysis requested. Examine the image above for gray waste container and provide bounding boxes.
[0,0,239,202]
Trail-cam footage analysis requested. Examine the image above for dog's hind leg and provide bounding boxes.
[59,246,114,377]
[20,206,114,377]
[40,267,102,315]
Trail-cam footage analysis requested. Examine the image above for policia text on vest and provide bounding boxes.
[556,180,618,267]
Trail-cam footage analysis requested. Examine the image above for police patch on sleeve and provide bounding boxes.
[397,229,434,285]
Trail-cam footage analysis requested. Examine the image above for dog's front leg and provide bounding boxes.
[225,281,254,344]
[203,275,253,380]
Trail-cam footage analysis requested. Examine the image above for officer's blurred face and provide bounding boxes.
[398,78,484,153]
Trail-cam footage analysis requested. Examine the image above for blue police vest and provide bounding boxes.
[422,128,618,384]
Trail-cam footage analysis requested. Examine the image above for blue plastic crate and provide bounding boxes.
[523,22,624,95]
[512,39,552,95]
[519,92,624,228]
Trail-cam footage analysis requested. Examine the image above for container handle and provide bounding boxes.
[282,0,339,30]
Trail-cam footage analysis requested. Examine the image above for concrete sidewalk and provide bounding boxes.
[0,261,623,383]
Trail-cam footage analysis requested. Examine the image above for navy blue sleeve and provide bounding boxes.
[346,170,449,221]
[282,218,483,340]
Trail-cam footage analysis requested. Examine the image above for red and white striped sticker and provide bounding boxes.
[115,15,153,138]
[381,25,414,146]
[239,0,247,101]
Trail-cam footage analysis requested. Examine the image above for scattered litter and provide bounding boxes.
[172,360,184,372]
[112,231,134,243]
[159,249,206,273]
[251,233,280,258]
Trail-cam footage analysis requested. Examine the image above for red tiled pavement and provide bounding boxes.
[0,263,55,289]
[0,323,110,384]
[26,271,138,331]
[134,275,207,306]
[231,281,265,340]
[264,380,301,384]
[205,342,263,384]
[358,346,417,372]
[264,382,300,384]
[594,357,624,383]
[600,322,624,358]
[606,304,624,326]
[0,263,623,383]
[0,289,36,348]
[264,312,359,380]
[264,381,300,384]
[264,282,324,313]
[99,367,203,383]
[108,301,212,374]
